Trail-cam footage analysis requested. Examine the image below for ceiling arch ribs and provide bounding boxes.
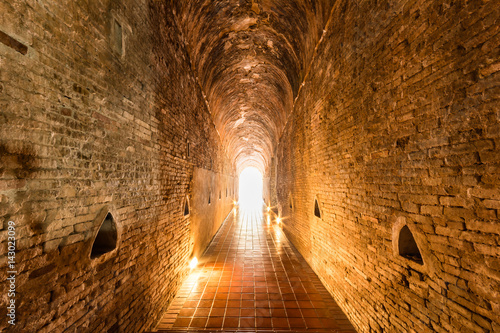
[170,0,335,174]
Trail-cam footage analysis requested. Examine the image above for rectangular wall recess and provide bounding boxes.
[0,31,28,55]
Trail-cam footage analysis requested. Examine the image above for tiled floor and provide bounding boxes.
[155,206,356,332]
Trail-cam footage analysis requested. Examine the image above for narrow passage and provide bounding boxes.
[156,206,356,332]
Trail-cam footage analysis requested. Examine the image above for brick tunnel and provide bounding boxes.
[1,1,499,332]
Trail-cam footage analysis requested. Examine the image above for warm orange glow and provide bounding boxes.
[267,206,271,212]
[276,216,282,224]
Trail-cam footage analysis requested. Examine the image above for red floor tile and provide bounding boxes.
[240,308,255,316]
[194,308,210,317]
[289,317,307,329]
[210,307,225,317]
[223,316,239,328]
[178,308,195,317]
[227,300,240,308]
[286,308,302,318]
[212,300,226,308]
[239,317,256,328]
[189,317,207,328]
[206,317,224,328]
[272,317,289,328]
[256,317,273,328]
[225,308,240,317]
[172,317,191,327]
[304,317,325,329]
[195,300,210,308]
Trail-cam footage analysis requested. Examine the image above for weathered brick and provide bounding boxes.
[275,1,500,332]
[1,1,235,332]
[421,205,443,216]
[482,199,500,210]
[440,196,470,207]
[2,0,499,333]
[466,220,500,235]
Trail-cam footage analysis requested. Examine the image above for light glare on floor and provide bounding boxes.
[189,257,198,269]
[159,206,356,331]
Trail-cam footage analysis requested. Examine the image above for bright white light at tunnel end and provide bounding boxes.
[238,167,264,210]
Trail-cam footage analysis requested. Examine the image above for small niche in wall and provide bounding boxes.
[91,213,118,259]
[111,18,123,56]
[289,193,293,210]
[219,191,221,200]
[314,198,321,218]
[183,196,190,216]
[187,141,190,157]
[398,225,423,265]
[0,30,28,55]
[208,192,211,205]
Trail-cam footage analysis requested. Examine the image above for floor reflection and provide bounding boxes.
[156,205,356,331]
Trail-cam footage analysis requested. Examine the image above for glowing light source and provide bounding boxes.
[238,167,263,211]
[189,257,198,269]
[267,206,271,212]
[276,216,282,224]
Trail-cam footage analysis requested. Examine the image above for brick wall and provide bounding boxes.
[277,1,499,332]
[0,1,234,332]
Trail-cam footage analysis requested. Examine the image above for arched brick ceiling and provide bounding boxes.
[172,0,333,174]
